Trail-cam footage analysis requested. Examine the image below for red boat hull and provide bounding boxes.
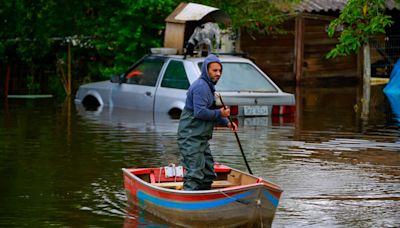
[123,164,282,227]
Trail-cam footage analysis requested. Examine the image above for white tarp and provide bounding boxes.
[175,3,218,21]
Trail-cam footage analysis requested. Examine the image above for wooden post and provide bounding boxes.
[295,85,302,134]
[355,49,363,129]
[361,43,371,121]
[5,64,11,97]
[294,15,305,84]
[67,43,72,96]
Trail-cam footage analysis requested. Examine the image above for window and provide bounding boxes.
[198,62,277,92]
[161,60,190,89]
[125,58,164,86]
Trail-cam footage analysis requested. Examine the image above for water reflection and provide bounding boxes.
[1,83,399,227]
[123,205,171,228]
[75,103,295,130]
[385,92,400,124]
[75,104,180,133]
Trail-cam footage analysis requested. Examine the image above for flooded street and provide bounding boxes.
[0,84,399,227]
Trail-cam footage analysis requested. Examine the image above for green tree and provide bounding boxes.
[326,0,399,58]
[0,0,99,62]
[1,1,51,62]
[0,0,180,94]
[92,0,179,77]
[1,0,298,81]
[198,0,300,34]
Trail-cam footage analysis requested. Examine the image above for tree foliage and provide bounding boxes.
[0,0,180,83]
[1,0,399,92]
[198,0,300,34]
[0,0,300,83]
[92,0,178,76]
[326,0,397,58]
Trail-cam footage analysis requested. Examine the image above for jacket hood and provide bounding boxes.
[200,54,222,86]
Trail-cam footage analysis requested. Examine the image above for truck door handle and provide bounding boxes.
[145,91,152,96]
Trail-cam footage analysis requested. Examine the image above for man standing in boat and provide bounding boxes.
[177,54,237,191]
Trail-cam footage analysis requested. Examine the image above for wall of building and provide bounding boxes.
[240,21,295,85]
[240,15,359,85]
[302,17,357,80]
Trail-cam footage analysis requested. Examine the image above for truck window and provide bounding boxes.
[161,60,190,89]
[125,59,164,86]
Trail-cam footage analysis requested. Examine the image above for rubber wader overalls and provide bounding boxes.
[177,54,228,190]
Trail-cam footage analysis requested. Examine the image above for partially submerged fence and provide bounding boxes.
[370,35,400,77]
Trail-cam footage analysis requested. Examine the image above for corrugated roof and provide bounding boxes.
[295,0,346,12]
[295,0,400,13]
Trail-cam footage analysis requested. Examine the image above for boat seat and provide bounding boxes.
[153,180,236,190]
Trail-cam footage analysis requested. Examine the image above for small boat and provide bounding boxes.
[122,163,283,227]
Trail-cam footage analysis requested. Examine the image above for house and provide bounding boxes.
[164,1,400,85]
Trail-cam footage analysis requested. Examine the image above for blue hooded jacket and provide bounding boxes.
[184,54,228,126]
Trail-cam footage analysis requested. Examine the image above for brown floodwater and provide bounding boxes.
[0,84,399,227]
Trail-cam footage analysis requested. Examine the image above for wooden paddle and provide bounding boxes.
[217,94,253,175]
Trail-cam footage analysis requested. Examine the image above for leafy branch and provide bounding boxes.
[326,0,395,58]
[199,0,300,34]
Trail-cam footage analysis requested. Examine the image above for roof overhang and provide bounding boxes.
[294,0,400,13]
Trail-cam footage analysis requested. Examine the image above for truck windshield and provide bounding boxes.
[198,62,277,92]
